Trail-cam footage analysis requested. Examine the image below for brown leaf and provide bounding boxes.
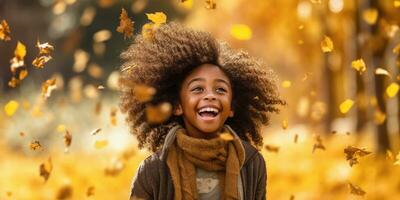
[56,184,73,199]
[39,157,52,182]
[29,140,42,151]
[312,135,325,153]
[86,186,95,197]
[348,182,366,196]
[264,144,280,153]
[344,146,371,167]
[90,128,102,135]
[205,0,216,9]
[32,55,52,69]
[116,8,134,39]
[110,107,117,126]
[41,78,57,99]
[133,84,156,102]
[64,130,72,152]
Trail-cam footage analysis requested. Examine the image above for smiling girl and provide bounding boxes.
[119,22,285,200]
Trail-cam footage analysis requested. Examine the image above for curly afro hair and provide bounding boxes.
[119,22,286,152]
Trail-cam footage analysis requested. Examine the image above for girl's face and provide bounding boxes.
[174,63,234,139]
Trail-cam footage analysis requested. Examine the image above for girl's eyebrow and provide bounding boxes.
[187,77,230,86]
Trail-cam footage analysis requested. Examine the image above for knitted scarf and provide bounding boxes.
[166,127,245,200]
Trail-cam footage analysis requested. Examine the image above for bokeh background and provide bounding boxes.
[1,0,400,199]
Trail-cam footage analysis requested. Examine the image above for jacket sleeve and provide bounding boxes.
[129,157,154,200]
[255,153,267,200]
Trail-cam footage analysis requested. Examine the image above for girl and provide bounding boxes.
[119,22,285,200]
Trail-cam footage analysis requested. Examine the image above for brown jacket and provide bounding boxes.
[129,125,267,200]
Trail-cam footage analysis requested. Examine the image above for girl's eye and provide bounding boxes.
[191,87,203,92]
[216,88,227,93]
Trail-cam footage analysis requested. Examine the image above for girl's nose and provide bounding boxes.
[203,93,217,101]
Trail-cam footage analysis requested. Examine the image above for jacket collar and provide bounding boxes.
[158,124,258,167]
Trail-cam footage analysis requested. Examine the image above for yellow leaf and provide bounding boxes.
[57,124,66,133]
[362,8,378,25]
[374,109,386,124]
[393,43,400,54]
[41,78,57,99]
[321,35,334,52]
[0,19,11,41]
[351,59,366,74]
[394,0,400,8]
[15,41,26,60]
[264,144,280,153]
[145,102,172,124]
[133,84,156,102]
[282,119,288,130]
[29,140,42,151]
[394,152,400,165]
[141,23,155,41]
[348,182,366,196]
[230,24,252,40]
[282,80,291,88]
[146,12,167,26]
[94,140,108,149]
[19,69,28,80]
[4,100,19,116]
[205,0,216,9]
[386,82,399,97]
[339,99,354,114]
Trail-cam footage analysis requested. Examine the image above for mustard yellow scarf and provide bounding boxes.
[166,127,245,200]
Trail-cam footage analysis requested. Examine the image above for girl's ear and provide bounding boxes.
[173,104,183,116]
[229,109,234,117]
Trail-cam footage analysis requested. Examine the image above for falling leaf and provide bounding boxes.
[393,43,400,54]
[117,9,134,39]
[362,8,378,25]
[265,145,280,153]
[87,186,95,197]
[19,69,28,80]
[145,102,172,124]
[57,124,66,133]
[4,100,19,116]
[14,41,26,60]
[348,182,366,196]
[339,99,354,114]
[8,77,20,88]
[219,132,234,141]
[282,80,292,88]
[321,35,334,52]
[64,130,72,152]
[344,146,371,167]
[95,100,102,115]
[395,0,400,7]
[294,134,299,143]
[41,78,57,99]
[289,194,295,200]
[394,152,400,165]
[230,24,252,40]
[386,150,394,161]
[146,12,167,26]
[375,68,391,78]
[37,41,54,55]
[374,109,386,124]
[282,119,288,130]
[56,184,73,199]
[91,128,102,135]
[29,140,42,151]
[312,135,325,153]
[351,59,366,74]
[93,29,112,42]
[39,157,52,182]
[19,132,25,137]
[73,49,90,72]
[133,84,156,102]
[110,107,118,126]
[94,140,108,149]
[205,0,216,9]
[32,55,52,69]
[0,19,11,41]
[386,82,399,97]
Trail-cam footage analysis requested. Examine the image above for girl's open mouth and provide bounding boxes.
[197,107,220,121]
